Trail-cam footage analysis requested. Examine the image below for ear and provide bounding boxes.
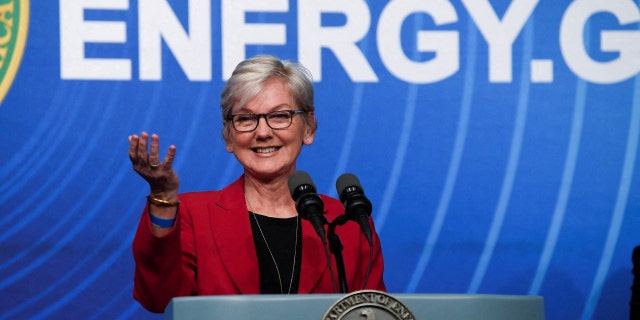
[303,112,316,145]
[303,134,315,145]
[223,123,235,153]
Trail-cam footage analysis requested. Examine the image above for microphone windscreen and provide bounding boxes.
[288,170,316,197]
[336,173,363,199]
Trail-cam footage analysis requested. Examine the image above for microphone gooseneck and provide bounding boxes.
[336,173,373,247]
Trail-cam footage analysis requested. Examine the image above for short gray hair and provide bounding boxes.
[221,55,316,141]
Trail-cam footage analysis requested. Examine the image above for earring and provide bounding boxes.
[306,137,310,142]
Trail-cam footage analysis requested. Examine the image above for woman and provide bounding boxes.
[632,245,640,318]
[128,55,386,313]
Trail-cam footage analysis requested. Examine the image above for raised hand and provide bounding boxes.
[128,132,180,201]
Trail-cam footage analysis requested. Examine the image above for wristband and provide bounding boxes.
[146,194,180,207]
[149,212,176,228]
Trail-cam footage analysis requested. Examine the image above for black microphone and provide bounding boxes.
[288,171,328,243]
[336,173,373,247]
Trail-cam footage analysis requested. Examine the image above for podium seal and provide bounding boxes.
[322,290,416,320]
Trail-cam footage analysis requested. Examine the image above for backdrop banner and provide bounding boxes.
[1,0,639,319]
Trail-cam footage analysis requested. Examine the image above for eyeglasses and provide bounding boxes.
[226,110,306,132]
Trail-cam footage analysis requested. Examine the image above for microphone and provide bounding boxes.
[336,173,373,247]
[288,171,328,243]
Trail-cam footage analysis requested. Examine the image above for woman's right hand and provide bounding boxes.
[128,132,180,201]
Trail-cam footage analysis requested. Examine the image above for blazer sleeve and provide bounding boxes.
[632,245,640,318]
[131,199,198,313]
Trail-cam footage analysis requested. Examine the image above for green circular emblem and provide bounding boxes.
[0,0,28,105]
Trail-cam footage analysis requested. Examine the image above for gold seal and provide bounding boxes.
[0,0,29,105]
[322,290,416,320]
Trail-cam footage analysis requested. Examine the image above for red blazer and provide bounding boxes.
[132,176,386,313]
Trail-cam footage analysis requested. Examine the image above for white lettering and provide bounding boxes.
[462,0,539,83]
[298,0,377,82]
[221,0,288,80]
[560,0,640,84]
[57,0,640,84]
[139,0,211,81]
[60,0,131,80]
[377,0,458,84]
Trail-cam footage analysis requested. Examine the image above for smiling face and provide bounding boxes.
[225,79,315,181]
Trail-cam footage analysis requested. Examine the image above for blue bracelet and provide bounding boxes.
[149,212,176,228]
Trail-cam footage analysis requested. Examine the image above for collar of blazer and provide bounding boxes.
[209,175,331,294]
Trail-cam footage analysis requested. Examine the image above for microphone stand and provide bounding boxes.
[328,214,349,293]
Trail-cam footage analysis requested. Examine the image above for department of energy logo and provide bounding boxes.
[323,290,416,320]
[0,0,28,105]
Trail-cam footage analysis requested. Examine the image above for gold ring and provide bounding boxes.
[149,162,160,168]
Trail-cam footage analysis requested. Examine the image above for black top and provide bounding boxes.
[249,211,302,294]
[631,245,640,319]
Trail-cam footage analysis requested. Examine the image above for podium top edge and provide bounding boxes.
[170,293,544,302]
[165,293,545,320]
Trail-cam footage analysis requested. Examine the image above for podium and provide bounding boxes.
[164,293,545,320]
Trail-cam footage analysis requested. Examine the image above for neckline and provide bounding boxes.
[249,210,299,294]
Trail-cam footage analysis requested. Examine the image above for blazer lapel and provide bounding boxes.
[208,176,261,294]
[298,219,329,293]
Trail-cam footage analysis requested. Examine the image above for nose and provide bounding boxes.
[254,116,273,137]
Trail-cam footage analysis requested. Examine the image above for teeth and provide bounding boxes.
[255,147,278,153]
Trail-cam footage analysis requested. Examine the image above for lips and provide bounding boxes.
[253,146,280,154]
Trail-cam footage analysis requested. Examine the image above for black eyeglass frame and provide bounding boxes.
[226,110,306,132]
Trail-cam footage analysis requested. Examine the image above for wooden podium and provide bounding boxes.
[164,293,545,319]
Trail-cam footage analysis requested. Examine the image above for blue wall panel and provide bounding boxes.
[1,0,639,319]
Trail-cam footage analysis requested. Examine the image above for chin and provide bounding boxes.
[246,166,286,178]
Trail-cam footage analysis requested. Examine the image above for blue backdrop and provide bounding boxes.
[1,0,639,319]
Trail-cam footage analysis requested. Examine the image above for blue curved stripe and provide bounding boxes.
[114,302,146,320]
[0,82,66,181]
[0,61,157,282]
[35,84,178,314]
[528,81,585,294]
[0,153,131,275]
[0,85,143,272]
[189,85,228,192]
[375,14,422,232]
[23,78,203,317]
[375,86,416,232]
[30,80,185,319]
[0,82,125,273]
[467,20,533,293]
[0,199,138,319]
[0,74,166,242]
[2,31,145,318]
[90,283,133,320]
[0,80,151,270]
[0,85,105,241]
[580,74,640,320]
[0,82,88,225]
[325,28,371,195]
[32,226,138,319]
[171,84,212,182]
[1,83,144,311]
[0,93,134,316]
[326,83,364,195]
[528,23,591,296]
[404,19,477,292]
